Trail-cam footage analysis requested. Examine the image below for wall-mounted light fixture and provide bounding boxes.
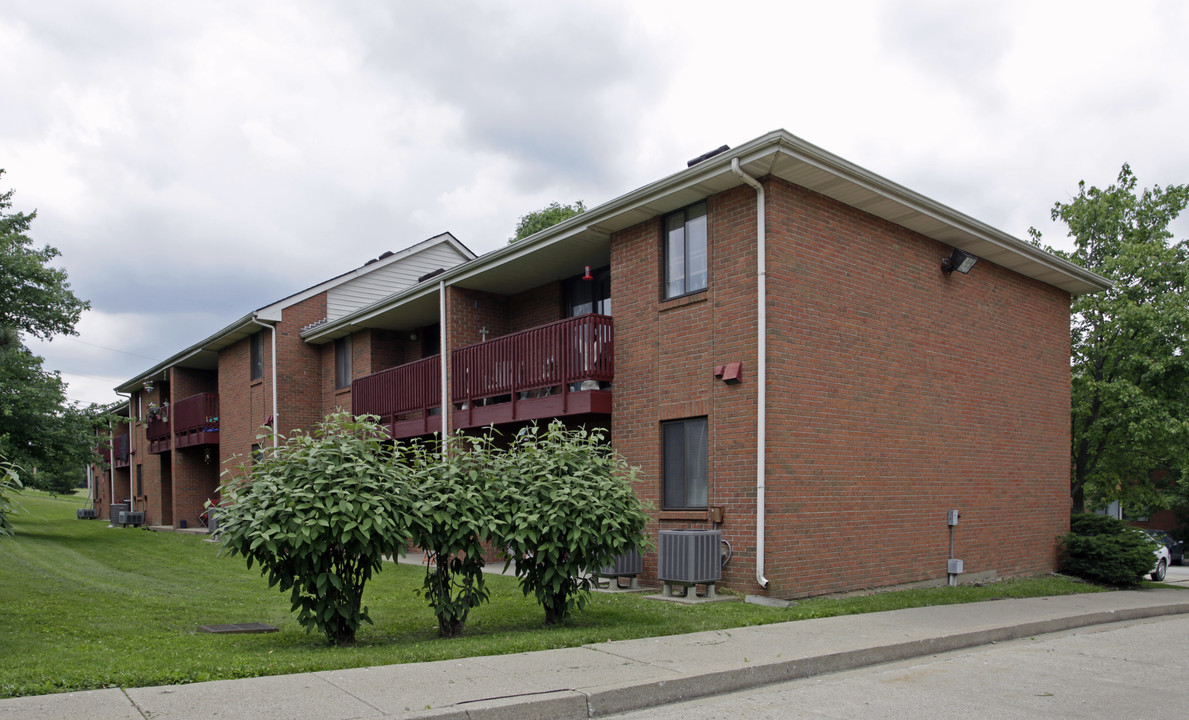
[582,265,593,281]
[941,248,979,274]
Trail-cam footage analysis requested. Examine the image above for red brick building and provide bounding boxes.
[105,130,1108,598]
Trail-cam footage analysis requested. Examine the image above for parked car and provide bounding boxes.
[1138,530,1171,581]
[1148,529,1185,566]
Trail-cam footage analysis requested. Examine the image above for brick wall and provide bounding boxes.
[611,178,1072,598]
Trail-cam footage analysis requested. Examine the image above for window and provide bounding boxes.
[564,266,611,317]
[251,443,264,464]
[250,332,263,381]
[664,202,708,299]
[135,465,143,497]
[335,336,352,389]
[662,417,708,509]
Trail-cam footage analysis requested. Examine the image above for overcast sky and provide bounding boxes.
[4,0,1187,407]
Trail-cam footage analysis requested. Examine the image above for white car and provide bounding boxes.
[1140,530,1171,581]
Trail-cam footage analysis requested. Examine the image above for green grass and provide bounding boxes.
[1,491,1105,698]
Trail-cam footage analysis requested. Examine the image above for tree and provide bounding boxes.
[217,413,416,645]
[0,172,89,346]
[1033,165,1189,513]
[509,201,586,243]
[405,434,496,638]
[0,171,94,476]
[490,421,649,624]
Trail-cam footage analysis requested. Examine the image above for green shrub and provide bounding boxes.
[218,413,415,645]
[405,434,496,638]
[0,454,22,538]
[1059,513,1157,586]
[491,421,649,625]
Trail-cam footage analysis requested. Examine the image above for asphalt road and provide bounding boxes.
[605,614,1189,719]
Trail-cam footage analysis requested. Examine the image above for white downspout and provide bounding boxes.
[731,157,770,589]
[439,279,448,454]
[114,392,130,513]
[250,316,279,449]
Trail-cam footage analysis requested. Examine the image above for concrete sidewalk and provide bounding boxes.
[4,588,1187,720]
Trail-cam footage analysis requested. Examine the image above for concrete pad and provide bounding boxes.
[127,672,379,720]
[0,688,141,720]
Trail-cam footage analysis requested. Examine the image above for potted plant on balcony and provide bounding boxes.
[146,402,168,423]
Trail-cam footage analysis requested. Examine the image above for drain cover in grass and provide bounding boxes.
[197,623,279,634]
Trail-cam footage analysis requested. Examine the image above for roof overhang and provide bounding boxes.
[303,129,1108,344]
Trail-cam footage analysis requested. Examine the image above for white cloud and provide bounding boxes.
[3,0,1187,405]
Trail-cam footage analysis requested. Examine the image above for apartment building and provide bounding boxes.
[104,129,1109,597]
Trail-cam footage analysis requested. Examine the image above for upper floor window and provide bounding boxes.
[664,201,708,299]
[250,332,263,381]
[564,265,611,317]
[662,417,708,509]
[335,336,352,390]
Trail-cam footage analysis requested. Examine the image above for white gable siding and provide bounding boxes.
[326,243,467,321]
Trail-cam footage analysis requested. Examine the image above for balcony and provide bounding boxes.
[352,314,613,440]
[353,355,443,438]
[113,434,130,468]
[173,393,220,448]
[147,418,171,454]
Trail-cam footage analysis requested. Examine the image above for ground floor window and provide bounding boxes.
[662,417,708,509]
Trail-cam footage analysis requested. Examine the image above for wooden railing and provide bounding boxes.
[173,392,219,448]
[451,314,613,405]
[352,315,613,438]
[352,355,441,422]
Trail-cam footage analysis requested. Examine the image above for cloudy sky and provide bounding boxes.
[4,0,1187,406]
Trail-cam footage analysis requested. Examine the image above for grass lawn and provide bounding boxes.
[2,490,1105,699]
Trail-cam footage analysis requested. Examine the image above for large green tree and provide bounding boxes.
[1035,164,1189,513]
[509,200,586,243]
[0,170,94,474]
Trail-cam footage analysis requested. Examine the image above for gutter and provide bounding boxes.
[731,158,770,590]
[250,315,279,449]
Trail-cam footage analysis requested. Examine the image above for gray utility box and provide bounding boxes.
[658,529,722,585]
[117,510,145,526]
[109,503,129,524]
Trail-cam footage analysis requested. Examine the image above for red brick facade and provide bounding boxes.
[100,136,1087,599]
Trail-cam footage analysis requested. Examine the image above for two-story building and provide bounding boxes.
[106,129,1109,598]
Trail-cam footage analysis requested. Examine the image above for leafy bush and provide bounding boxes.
[218,413,415,644]
[1059,513,1158,586]
[491,421,649,624]
[404,434,496,638]
[0,454,22,538]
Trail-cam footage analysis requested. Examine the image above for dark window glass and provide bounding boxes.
[251,444,263,464]
[250,332,263,381]
[564,266,611,317]
[335,337,352,389]
[663,202,708,299]
[422,323,441,357]
[662,417,709,509]
[136,465,143,496]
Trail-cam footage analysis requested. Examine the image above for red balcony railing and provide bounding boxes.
[352,355,442,437]
[353,315,613,439]
[146,417,171,454]
[113,434,130,468]
[174,392,219,448]
[451,314,612,429]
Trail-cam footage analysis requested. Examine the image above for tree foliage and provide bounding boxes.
[0,171,96,476]
[1059,513,1158,586]
[405,434,496,638]
[491,421,649,624]
[218,413,415,645]
[509,201,586,243]
[1034,165,1189,513]
[0,172,89,345]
